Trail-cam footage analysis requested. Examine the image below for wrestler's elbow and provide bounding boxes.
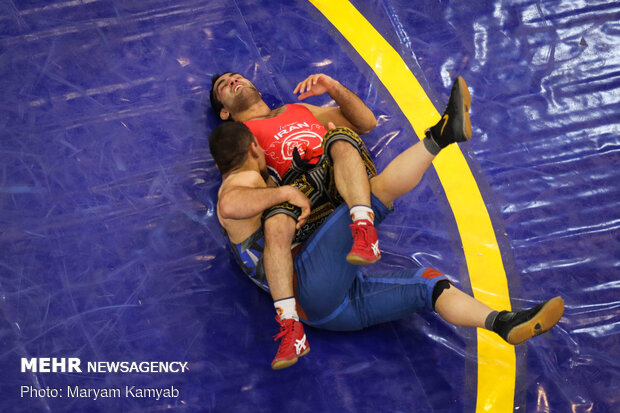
[218,197,240,220]
[218,205,234,220]
[362,123,377,135]
[355,116,377,135]
[366,114,378,132]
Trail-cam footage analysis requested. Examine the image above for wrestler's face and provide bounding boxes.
[214,73,261,119]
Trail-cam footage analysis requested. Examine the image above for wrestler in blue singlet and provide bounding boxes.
[225,194,448,332]
[224,227,269,292]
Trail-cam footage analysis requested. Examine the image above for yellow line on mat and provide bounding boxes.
[308,1,516,411]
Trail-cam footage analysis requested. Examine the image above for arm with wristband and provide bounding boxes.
[218,170,310,229]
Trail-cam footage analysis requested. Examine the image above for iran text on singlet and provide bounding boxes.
[243,104,327,183]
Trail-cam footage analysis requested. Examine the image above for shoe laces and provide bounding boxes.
[273,316,295,345]
[350,222,371,247]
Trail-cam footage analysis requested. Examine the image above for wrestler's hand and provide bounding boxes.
[284,186,311,229]
[327,122,336,130]
[293,73,339,100]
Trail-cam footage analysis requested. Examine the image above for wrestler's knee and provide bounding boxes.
[327,139,356,159]
[263,213,296,246]
[369,174,394,209]
[324,127,377,178]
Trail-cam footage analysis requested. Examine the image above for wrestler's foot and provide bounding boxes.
[346,220,381,265]
[493,297,565,345]
[424,76,472,155]
[271,316,310,370]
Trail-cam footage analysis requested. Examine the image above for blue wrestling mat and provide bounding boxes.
[1,0,618,412]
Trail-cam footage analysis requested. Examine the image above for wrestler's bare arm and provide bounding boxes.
[293,73,376,134]
[218,171,269,219]
[217,171,311,242]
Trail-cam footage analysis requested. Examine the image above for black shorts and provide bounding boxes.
[263,127,376,243]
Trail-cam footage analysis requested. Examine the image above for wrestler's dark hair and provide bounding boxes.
[210,72,234,121]
[208,122,254,175]
[210,73,224,118]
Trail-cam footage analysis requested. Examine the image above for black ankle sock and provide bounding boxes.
[423,130,442,155]
[488,310,518,334]
[485,311,499,331]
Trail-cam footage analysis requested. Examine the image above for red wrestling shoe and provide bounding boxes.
[346,220,381,265]
[271,316,310,370]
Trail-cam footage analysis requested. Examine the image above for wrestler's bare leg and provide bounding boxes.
[371,76,472,206]
[434,285,492,328]
[329,139,382,265]
[435,285,564,345]
[263,213,310,369]
[370,140,435,207]
[329,140,371,208]
[263,213,296,302]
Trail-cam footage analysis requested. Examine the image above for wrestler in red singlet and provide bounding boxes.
[244,104,326,181]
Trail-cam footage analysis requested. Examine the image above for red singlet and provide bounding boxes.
[244,104,326,181]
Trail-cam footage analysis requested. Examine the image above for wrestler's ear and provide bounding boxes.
[219,109,230,121]
[248,141,258,158]
[250,140,264,160]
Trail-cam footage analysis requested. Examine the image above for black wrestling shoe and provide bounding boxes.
[424,76,472,155]
[493,296,565,345]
